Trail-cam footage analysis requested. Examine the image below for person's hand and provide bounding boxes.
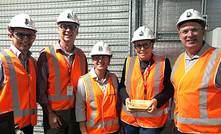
[48,112,62,129]
[80,121,89,134]
[81,131,89,134]
[146,98,157,113]
[16,130,25,134]
[125,98,133,112]
[171,119,177,134]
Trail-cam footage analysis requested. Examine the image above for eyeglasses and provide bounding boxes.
[179,27,203,35]
[92,55,109,60]
[134,43,152,50]
[12,32,35,40]
[58,23,79,30]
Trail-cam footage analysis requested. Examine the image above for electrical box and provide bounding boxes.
[205,27,221,48]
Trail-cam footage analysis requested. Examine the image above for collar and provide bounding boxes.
[89,67,109,82]
[185,42,212,60]
[55,41,77,55]
[10,45,32,59]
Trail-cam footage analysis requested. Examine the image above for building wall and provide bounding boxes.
[206,0,221,31]
[0,0,221,133]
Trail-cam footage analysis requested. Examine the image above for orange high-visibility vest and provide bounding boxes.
[82,73,119,134]
[0,50,37,129]
[171,47,221,133]
[44,45,87,110]
[121,56,169,128]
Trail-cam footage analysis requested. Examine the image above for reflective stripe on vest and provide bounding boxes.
[173,48,221,126]
[171,53,184,84]
[83,73,119,130]
[121,55,168,128]
[1,51,37,118]
[1,50,37,128]
[47,45,84,101]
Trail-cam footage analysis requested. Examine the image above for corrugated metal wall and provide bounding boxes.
[206,0,221,31]
[0,0,131,78]
[0,0,132,133]
[142,0,203,66]
[0,0,221,133]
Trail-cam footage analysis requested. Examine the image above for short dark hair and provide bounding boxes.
[8,27,15,33]
[91,55,112,59]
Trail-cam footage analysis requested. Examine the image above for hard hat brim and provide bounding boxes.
[176,19,206,30]
[56,21,80,26]
[131,38,156,43]
[90,53,113,56]
[8,26,37,32]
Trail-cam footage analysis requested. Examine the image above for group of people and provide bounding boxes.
[0,8,220,134]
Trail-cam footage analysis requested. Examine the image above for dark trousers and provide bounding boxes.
[20,125,33,134]
[43,108,81,134]
[177,130,191,134]
[124,124,164,134]
[0,111,15,134]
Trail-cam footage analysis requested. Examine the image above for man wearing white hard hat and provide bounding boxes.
[75,42,120,134]
[0,13,38,134]
[119,26,174,134]
[171,9,221,134]
[37,9,87,134]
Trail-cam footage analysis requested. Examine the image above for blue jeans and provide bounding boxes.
[124,124,164,134]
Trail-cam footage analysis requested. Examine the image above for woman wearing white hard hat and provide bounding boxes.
[75,42,120,134]
[171,9,221,134]
[119,26,174,134]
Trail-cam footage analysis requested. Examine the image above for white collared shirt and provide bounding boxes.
[75,67,110,122]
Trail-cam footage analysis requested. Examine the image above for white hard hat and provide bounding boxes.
[8,13,37,32]
[57,9,80,25]
[90,42,113,56]
[131,26,156,43]
[176,9,206,30]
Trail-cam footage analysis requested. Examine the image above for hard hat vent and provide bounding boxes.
[139,30,144,36]
[187,11,192,17]
[98,46,103,52]
[67,13,71,18]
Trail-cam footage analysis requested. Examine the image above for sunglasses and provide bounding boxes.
[58,23,79,30]
[134,43,152,50]
[12,32,35,40]
[92,55,109,60]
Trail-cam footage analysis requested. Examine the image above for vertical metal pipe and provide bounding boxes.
[201,0,205,14]
[129,0,132,56]
[154,0,158,38]
[204,0,207,15]
[201,0,207,15]
[139,0,142,27]
[129,0,136,57]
